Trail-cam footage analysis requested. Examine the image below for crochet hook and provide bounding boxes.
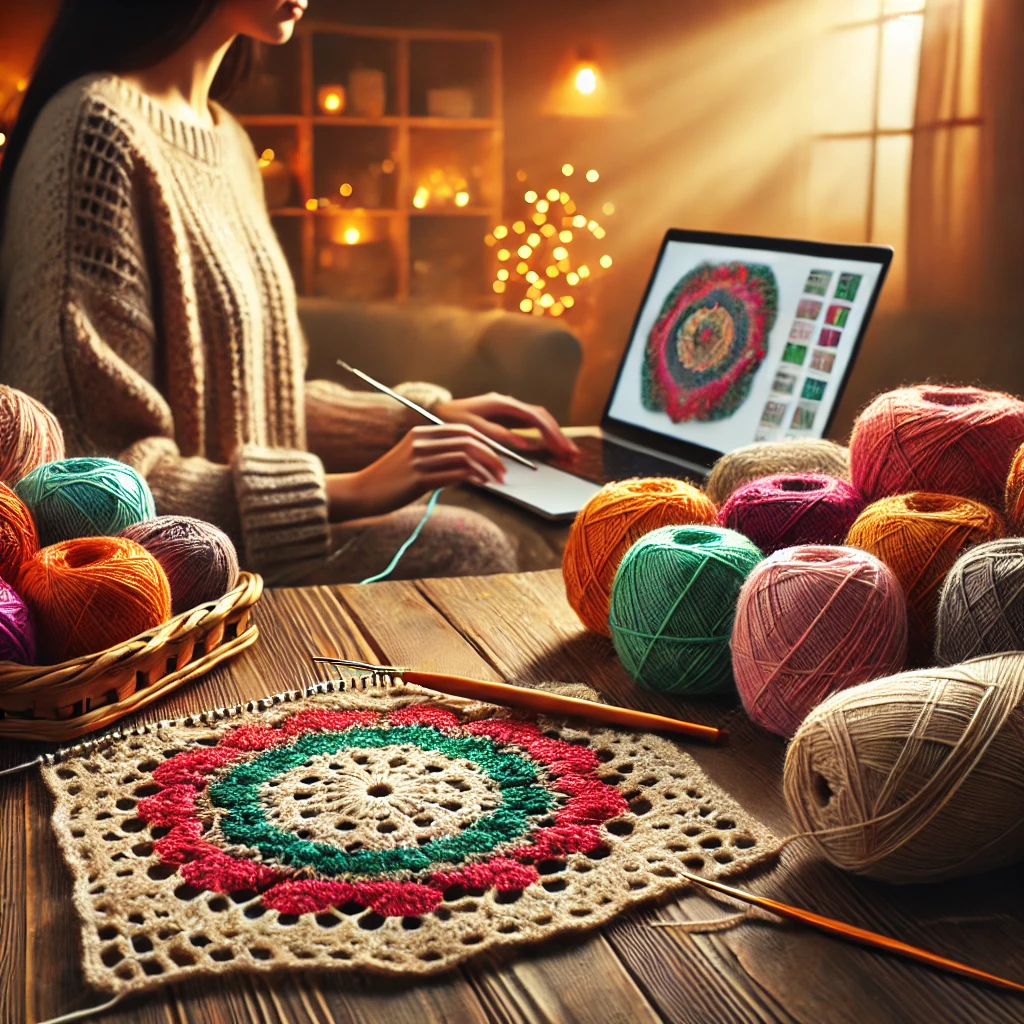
[311,657,726,744]
[666,870,1024,996]
[337,360,538,471]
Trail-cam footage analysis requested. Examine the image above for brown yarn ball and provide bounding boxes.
[18,536,171,663]
[846,492,1004,664]
[562,477,717,636]
[784,653,1024,883]
[705,439,850,506]
[0,385,65,486]
[935,538,1024,664]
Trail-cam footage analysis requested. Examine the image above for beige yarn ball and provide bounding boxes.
[783,653,1024,884]
[705,439,850,506]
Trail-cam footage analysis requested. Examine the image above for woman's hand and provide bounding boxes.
[434,393,579,459]
[326,423,507,520]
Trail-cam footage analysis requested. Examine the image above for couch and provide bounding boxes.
[299,298,583,424]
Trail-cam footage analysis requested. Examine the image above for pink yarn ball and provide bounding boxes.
[717,473,865,554]
[731,545,908,737]
[0,577,36,664]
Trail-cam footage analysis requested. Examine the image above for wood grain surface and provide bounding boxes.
[2,570,1023,1024]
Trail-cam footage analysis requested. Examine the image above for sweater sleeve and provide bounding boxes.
[2,94,330,580]
[304,378,453,472]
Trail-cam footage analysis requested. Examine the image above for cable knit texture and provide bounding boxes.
[0,74,453,580]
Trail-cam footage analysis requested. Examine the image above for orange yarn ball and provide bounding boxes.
[18,536,171,663]
[0,483,39,585]
[0,385,65,486]
[1006,441,1024,534]
[846,492,1004,664]
[562,477,717,636]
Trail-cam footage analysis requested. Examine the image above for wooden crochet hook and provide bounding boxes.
[312,658,726,744]
[670,870,1024,996]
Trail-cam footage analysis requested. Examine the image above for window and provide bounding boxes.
[808,1,982,306]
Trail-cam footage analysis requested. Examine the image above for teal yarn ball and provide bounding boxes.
[15,457,155,546]
[609,525,763,695]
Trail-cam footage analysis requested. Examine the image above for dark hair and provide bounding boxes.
[0,0,258,220]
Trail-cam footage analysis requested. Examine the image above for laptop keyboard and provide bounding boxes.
[550,436,705,486]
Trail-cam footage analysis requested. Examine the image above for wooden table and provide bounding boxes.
[3,570,1023,1024]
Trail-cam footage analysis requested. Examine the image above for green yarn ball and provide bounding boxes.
[15,457,155,546]
[609,525,763,696]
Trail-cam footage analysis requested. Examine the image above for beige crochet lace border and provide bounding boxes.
[42,678,778,995]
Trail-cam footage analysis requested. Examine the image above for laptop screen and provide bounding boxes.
[604,231,891,466]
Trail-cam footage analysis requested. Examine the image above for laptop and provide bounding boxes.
[483,228,892,520]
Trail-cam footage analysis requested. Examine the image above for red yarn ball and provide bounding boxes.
[0,482,39,585]
[717,473,864,554]
[732,545,908,737]
[850,385,1024,507]
[18,537,171,663]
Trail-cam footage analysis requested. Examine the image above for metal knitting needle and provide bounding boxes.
[337,360,538,471]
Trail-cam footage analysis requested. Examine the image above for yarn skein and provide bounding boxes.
[18,537,171,663]
[0,385,65,486]
[15,457,155,546]
[731,545,907,738]
[121,516,240,615]
[784,653,1024,883]
[0,482,39,586]
[609,525,762,695]
[705,439,850,506]
[563,478,717,637]
[935,538,1024,665]
[846,492,1004,663]
[718,473,865,554]
[0,578,36,664]
[850,384,1024,508]
[1005,440,1024,534]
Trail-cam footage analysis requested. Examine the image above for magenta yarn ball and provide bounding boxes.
[120,516,239,616]
[731,545,908,738]
[717,473,865,554]
[0,577,36,664]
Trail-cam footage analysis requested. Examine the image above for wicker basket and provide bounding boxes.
[0,571,263,742]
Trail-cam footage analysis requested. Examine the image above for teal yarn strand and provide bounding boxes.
[15,457,156,546]
[610,525,763,695]
[359,489,442,585]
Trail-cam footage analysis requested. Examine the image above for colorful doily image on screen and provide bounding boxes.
[42,682,778,995]
[642,262,779,422]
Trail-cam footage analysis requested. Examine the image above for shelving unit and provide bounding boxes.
[230,23,503,305]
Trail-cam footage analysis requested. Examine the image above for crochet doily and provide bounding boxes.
[42,679,778,995]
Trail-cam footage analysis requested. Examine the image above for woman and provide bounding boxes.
[0,0,577,583]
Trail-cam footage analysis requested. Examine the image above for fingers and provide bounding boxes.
[468,394,580,457]
[410,427,507,480]
[415,450,504,486]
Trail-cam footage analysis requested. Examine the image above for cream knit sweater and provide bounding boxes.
[0,74,450,580]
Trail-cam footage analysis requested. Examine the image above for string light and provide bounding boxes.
[487,165,614,317]
[455,191,470,207]
[343,227,361,245]
[339,182,353,197]
[575,66,598,95]
[305,199,318,211]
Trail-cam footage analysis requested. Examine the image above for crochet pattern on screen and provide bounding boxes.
[43,682,778,995]
[643,262,779,422]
